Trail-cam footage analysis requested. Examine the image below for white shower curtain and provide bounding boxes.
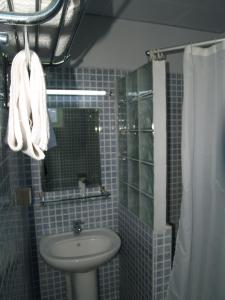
[167,42,225,300]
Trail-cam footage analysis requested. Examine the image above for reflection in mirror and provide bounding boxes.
[41,108,102,192]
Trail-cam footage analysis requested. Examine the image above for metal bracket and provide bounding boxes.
[146,49,166,61]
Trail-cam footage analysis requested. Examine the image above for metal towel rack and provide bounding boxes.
[0,0,88,65]
[0,0,64,25]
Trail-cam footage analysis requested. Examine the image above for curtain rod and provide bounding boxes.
[145,37,225,57]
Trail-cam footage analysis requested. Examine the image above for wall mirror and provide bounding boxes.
[41,108,102,192]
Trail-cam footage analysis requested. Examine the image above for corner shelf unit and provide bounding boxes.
[118,63,154,228]
[117,61,167,232]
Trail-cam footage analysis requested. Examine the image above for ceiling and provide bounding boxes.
[87,0,225,33]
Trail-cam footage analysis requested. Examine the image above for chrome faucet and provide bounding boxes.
[73,220,84,235]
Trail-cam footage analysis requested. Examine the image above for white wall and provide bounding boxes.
[70,15,221,72]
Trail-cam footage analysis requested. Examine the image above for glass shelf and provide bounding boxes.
[119,180,153,199]
[139,92,153,99]
[40,191,111,206]
[127,156,154,166]
[128,129,153,132]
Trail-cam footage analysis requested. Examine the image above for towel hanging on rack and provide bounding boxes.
[6,27,50,160]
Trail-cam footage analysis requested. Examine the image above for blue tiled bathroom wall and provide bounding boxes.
[0,60,183,300]
[30,66,127,300]
[0,61,34,299]
[30,67,181,300]
[119,205,171,300]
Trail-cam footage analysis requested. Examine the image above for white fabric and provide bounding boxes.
[6,50,49,160]
[166,42,225,300]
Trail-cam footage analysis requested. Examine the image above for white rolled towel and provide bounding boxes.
[6,50,49,160]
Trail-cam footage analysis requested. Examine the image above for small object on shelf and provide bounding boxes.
[39,192,46,207]
[78,174,87,197]
[100,185,106,194]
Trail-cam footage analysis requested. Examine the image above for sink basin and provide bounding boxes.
[40,228,121,273]
[40,227,121,300]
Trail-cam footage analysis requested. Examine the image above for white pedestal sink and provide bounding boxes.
[40,228,121,300]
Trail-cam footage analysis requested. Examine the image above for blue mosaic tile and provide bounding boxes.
[30,66,125,300]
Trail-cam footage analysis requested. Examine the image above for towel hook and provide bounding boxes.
[24,26,31,69]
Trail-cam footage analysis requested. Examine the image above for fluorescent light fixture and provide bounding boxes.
[47,89,107,96]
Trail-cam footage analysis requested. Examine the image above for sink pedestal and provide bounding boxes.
[65,270,98,300]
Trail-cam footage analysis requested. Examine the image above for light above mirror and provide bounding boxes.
[47,89,107,96]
